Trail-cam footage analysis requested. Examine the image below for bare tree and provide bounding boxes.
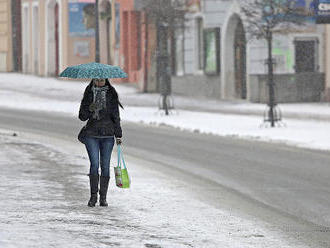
[142,0,187,115]
[241,0,306,127]
[143,0,187,25]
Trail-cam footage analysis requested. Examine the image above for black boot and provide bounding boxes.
[88,174,99,207]
[99,176,110,207]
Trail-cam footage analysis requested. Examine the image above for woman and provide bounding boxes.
[78,78,123,207]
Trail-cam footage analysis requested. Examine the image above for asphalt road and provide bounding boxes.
[1,107,330,247]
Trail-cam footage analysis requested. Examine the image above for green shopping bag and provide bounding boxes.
[114,144,130,188]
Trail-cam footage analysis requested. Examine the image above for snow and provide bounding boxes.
[1,72,330,151]
[0,129,308,247]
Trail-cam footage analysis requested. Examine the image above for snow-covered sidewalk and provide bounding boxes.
[0,130,308,248]
[1,72,330,151]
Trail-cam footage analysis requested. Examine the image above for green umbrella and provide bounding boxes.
[59,62,128,79]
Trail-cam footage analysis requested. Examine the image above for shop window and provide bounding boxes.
[203,28,220,75]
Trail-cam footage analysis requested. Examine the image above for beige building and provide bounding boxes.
[21,0,115,77]
[0,0,13,72]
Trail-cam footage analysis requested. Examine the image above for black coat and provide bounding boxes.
[78,82,122,138]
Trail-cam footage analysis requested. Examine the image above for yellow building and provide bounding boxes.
[21,0,114,77]
[0,0,13,72]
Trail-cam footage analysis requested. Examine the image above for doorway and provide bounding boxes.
[222,14,247,99]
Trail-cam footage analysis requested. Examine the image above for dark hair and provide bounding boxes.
[83,4,95,16]
[105,79,124,109]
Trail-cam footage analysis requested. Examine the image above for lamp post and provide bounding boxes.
[11,0,22,71]
[264,0,277,127]
[157,21,172,115]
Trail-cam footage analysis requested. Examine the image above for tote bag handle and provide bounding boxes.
[117,145,127,169]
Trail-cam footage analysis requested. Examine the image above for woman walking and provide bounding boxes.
[78,78,123,207]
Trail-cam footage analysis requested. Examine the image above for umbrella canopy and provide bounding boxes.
[59,62,127,79]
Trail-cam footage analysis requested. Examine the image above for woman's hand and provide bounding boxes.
[89,103,97,112]
[116,138,122,145]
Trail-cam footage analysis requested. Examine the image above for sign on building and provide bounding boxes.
[69,0,95,37]
[187,0,201,13]
[313,0,330,23]
[74,41,90,57]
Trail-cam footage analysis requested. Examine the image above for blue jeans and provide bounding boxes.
[84,136,115,177]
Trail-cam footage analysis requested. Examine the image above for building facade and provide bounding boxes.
[16,0,330,103]
[113,0,157,92]
[0,0,22,72]
[20,0,103,77]
[0,0,12,72]
[18,0,155,92]
[171,0,326,103]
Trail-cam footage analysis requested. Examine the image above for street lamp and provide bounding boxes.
[157,21,173,115]
[263,0,281,127]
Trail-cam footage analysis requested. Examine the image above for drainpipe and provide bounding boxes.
[325,24,330,100]
[95,0,100,62]
[143,13,148,92]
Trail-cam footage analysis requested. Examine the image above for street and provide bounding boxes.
[0,107,330,247]
[2,0,330,247]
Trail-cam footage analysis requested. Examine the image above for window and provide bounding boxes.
[294,38,318,73]
[203,28,220,75]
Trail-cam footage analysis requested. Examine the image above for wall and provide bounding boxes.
[65,0,95,70]
[0,0,12,72]
[111,0,156,92]
[67,37,96,66]
[172,0,326,102]
[21,0,32,73]
[172,0,232,99]
[172,74,221,98]
[249,73,325,103]
[324,24,330,100]
[247,26,325,103]
[21,0,44,75]
[145,22,157,92]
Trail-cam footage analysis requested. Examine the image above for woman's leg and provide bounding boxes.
[84,137,100,207]
[99,137,115,177]
[99,137,114,207]
[84,137,100,175]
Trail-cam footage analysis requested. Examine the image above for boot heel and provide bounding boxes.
[99,176,110,207]
[88,194,98,207]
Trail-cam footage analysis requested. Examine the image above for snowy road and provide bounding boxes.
[0,107,330,247]
[0,123,307,248]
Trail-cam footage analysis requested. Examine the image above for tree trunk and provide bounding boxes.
[267,29,275,127]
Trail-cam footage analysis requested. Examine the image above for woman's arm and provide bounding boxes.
[111,100,122,138]
[79,88,92,121]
